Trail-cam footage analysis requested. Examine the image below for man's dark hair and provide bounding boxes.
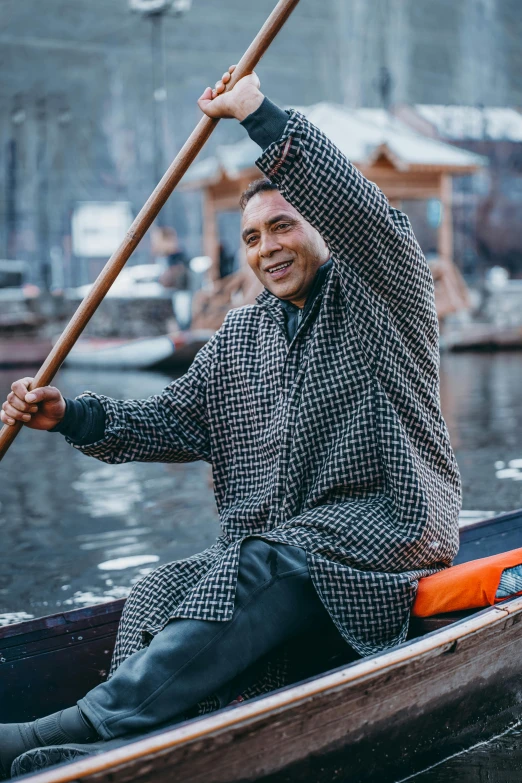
[239,178,279,211]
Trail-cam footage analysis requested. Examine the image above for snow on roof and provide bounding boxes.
[184,102,485,185]
[414,105,522,141]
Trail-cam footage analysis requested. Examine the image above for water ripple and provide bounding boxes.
[97,555,160,571]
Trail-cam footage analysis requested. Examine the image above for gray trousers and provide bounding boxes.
[79,539,343,740]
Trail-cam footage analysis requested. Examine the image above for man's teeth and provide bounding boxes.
[269,262,292,273]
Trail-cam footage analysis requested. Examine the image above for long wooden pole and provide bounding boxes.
[0,0,301,461]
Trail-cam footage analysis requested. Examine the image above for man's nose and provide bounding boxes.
[259,233,282,258]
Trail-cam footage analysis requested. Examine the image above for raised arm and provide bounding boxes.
[199,68,433,313]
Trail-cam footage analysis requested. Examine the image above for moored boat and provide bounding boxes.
[1,509,522,782]
[62,330,213,371]
[0,339,53,369]
[444,323,522,351]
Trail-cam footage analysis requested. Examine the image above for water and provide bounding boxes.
[0,366,220,623]
[440,352,522,514]
[403,724,522,782]
[2,352,522,780]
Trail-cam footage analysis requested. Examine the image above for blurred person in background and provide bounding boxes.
[151,226,190,290]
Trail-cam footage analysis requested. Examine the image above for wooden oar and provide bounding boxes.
[0,0,301,461]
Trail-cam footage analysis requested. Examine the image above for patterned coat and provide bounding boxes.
[72,111,461,679]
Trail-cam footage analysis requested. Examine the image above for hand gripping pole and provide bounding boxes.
[0,0,301,461]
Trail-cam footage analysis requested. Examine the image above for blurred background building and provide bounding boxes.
[0,0,521,290]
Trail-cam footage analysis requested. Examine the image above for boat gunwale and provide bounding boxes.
[0,599,126,642]
[21,593,522,783]
[3,508,518,642]
[458,506,522,534]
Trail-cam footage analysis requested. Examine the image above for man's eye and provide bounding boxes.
[246,235,258,245]
[276,223,290,230]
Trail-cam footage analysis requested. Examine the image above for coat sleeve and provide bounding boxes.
[66,332,220,464]
[255,110,434,313]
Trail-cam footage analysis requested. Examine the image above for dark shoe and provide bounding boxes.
[0,723,41,780]
[0,707,99,780]
[11,742,107,778]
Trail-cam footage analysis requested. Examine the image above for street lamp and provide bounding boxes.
[129,0,192,221]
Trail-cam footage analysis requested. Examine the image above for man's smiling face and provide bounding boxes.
[241,190,329,308]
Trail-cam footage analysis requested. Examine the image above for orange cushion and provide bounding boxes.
[412,547,522,617]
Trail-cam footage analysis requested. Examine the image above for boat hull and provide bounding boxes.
[0,338,53,368]
[62,330,212,371]
[88,602,520,783]
[1,510,521,782]
[63,335,176,370]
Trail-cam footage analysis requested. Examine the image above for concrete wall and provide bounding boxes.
[1,0,521,286]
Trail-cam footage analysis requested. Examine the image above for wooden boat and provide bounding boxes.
[0,338,53,368]
[1,509,522,782]
[62,330,213,371]
[444,323,522,352]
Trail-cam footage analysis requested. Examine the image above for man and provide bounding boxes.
[152,226,190,290]
[0,67,461,777]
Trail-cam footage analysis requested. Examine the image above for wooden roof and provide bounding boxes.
[183,102,486,189]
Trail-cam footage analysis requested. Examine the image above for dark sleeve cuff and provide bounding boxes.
[240,97,289,151]
[49,396,106,446]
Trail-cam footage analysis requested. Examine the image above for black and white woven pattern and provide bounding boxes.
[71,110,461,696]
[497,565,522,598]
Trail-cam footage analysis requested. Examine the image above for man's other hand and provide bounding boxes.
[1,377,66,431]
[198,65,264,122]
